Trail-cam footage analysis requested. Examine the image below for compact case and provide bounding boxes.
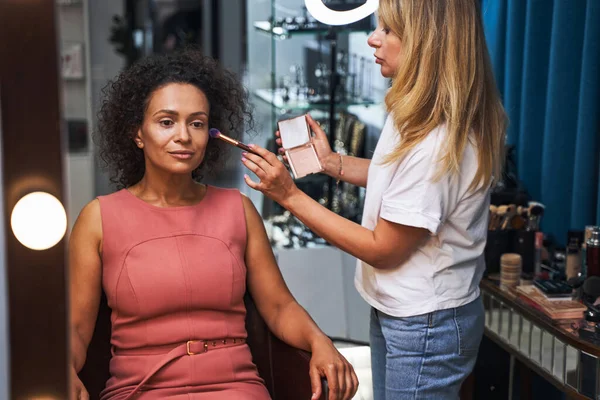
[278,115,324,179]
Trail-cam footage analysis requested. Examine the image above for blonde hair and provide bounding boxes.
[379,0,506,191]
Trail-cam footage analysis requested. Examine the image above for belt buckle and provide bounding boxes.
[186,340,208,355]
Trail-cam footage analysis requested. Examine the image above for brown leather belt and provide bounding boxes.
[116,337,246,356]
[120,337,246,400]
[185,337,246,355]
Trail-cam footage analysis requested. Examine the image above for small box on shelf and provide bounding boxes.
[57,0,82,5]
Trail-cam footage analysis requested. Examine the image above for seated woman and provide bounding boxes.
[69,50,358,400]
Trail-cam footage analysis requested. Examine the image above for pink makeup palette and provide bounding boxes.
[278,115,324,179]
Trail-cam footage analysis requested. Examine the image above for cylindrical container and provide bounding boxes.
[514,230,535,274]
[500,253,522,290]
[566,230,584,279]
[566,241,582,279]
[485,230,515,275]
[587,228,600,277]
[583,226,599,277]
[534,231,544,276]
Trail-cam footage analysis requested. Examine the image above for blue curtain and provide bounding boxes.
[481,0,600,244]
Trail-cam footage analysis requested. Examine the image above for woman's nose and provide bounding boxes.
[174,125,192,142]
[367,30,381,48]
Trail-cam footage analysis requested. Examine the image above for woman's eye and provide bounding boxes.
[191,122,204,128]
[160,120,174,127]
[382,27,390,34]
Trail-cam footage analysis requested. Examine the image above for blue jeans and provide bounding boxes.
[370,297,484,400]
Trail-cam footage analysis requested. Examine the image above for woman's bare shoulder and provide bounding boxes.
[71,199,103,246]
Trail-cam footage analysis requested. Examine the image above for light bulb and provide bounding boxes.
[304,0,379,26]
[10,192,67,251]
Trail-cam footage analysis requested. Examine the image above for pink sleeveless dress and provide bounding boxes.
[97,186,271,399]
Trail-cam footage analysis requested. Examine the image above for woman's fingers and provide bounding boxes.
[243,174,261,190]
[247,144,280,165]
[349,367,359,399]
[323,363,341,400]
[309,366,323,400]
[306,114,328,141]
[241,154,267,180]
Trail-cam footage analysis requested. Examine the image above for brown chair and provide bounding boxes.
[79,292,328,400]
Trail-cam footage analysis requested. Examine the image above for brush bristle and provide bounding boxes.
[209,128,220,139]
[530,206,544,216]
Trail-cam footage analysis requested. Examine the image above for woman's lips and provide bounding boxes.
[169,151,194,160]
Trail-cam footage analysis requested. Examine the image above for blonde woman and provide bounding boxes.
[242,0,506,398]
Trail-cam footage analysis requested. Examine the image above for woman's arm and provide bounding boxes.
[320,153,372,189]
[241,195,357,400]
[69,200,103,396]
[285,191,427,269]
[242,147,429,270]
[277,115,370,188]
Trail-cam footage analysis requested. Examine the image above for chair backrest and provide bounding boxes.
[243,294,275,396]
[79,293,277,399]
[78,293,112,400]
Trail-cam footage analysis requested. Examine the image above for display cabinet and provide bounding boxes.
[245,0,380,248]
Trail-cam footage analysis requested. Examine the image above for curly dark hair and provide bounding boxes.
[95,49,253,189]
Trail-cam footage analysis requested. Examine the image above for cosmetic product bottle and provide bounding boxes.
[566,230,583,279]
[583,226,599,277]
[534,231,544,276]
[587,228,600,278]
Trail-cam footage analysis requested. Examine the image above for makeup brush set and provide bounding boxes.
[485,201,546,276]
[488,201,545,231]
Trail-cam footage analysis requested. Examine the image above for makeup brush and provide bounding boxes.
[493,205,508,231]
[209,128,259,155]
[501,204,516,230]
[527,201,545,231]
[511,206,527,230]
[489,205,498,230]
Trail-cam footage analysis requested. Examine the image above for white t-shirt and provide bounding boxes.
[355,116,490,317]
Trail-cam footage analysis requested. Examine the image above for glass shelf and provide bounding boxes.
[253,21,373,40]
[57,0,82,5]
[253,88,375,113]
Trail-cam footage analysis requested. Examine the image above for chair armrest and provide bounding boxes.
[269,333,328,400]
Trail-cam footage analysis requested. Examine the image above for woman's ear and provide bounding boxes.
[134,129,144,149]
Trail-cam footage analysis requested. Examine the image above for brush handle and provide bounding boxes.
[236,142,260,155]
[214,131,260,156]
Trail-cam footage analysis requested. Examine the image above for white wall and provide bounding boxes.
[58,0,96,228]
[0,91,11,400]
[275,247,371,342]
[276,247,349,337]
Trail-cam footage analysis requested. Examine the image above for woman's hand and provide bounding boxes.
[276,114,336,174]
[309,336,359,400]
[71,366,89,400]
[241,144,300,206]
